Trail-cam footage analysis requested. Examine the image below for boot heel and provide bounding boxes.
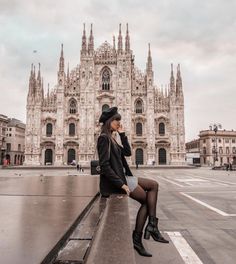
[144,230,151,240]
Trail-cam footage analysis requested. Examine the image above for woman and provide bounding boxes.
[97,107,169,257]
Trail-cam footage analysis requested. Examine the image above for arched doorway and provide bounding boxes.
[6,154,10,165]
[135,148,144,165]
[45,149,53,165]
[68,149,76,164]
[20,155,24,165]
[158,148,166,165]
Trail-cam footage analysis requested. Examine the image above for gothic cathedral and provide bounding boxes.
[24,24,186,166]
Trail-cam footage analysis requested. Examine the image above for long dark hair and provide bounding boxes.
[101,113,121,140]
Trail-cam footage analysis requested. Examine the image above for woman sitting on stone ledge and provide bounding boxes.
[97,107,169,257]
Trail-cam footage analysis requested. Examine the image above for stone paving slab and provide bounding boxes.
[0,175,99,264]
[55,240,91,264]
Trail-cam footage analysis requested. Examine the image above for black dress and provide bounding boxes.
[97,132,133,196]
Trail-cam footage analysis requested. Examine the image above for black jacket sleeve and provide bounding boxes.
[97,135,124,189]
[118,132,132,156]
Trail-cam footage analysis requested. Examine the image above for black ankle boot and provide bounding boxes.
[144,216,169,243]
[132,230,152,257]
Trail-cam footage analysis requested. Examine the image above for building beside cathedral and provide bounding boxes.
[24,24,186,166]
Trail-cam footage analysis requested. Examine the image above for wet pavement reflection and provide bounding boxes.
[0,175,99,264]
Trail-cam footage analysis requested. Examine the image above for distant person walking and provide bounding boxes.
[97,107,169,258]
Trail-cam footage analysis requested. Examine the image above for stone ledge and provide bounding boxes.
[52,197,107,264]
[85,195,136,264]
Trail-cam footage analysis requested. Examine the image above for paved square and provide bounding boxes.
[129,167,236,264]
[1,167,236,263]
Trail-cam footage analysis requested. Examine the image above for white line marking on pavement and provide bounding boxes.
[176,178,208,182]
[180,192,236,216]
[191,175,236,186]
[184,191,236,194]
[166,231,203,264]
[157,176,184,187]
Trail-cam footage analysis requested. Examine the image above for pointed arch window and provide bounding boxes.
[102,68,111,90]
[135,100,143,114]
[69,123,75,136]
[46,123,53,137]
[69,99,77,114]
[102,104,110,112]
[136,123,142,136]
[159,123,165,136]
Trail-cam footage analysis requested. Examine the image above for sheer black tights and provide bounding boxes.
[129,177,159,233]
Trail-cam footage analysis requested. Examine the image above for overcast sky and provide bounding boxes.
[0,0,235,141]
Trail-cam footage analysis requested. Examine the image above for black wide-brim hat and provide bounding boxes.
[99,107,118,124]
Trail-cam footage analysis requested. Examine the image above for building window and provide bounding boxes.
[46,123,53,137]
[220,157,223,165]
[159,123,165,136]
[203,157,206,164]
[232,139,235,143]
[225,139,229,143]
[135,100,143,114]
[102,68,110,90]
[69,123,75,136]
[203,147,206,154]
[9,134,11,137]
[212,148,215,154]
[219,147,223,154]
[203,139,206,143]
[69,99,77,114]
[136,123,142,136]
[18,144,21,151]
[212,138,215,143]
[226,147,230,154]
[6,143,11,152]
[233,147,236,154]
[219,138,222,143]
[102,104,109,112]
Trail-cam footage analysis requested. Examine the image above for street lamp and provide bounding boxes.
[209,123,222,167]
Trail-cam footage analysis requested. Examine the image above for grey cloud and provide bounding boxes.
[0,0,236,141]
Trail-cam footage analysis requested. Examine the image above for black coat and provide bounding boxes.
[97,132,133,196]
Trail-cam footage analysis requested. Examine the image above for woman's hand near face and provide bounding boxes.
[117,123,125,133]
[121,184,130,196]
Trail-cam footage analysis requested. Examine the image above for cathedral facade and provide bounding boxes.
[24,24,186,166]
